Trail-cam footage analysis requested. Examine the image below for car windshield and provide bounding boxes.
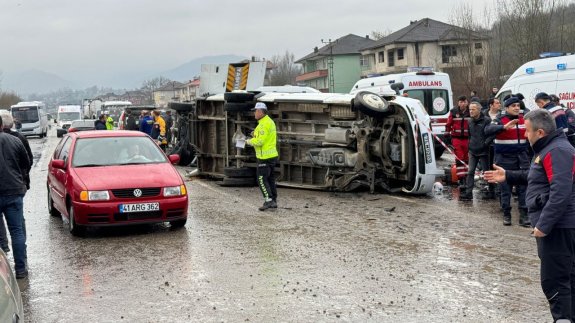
[72,136,167,167]
[59,112,81,121]
[11,107,39,123]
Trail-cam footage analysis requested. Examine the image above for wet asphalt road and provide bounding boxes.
[12,129,550,322]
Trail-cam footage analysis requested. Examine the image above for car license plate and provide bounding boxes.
[119,202,160,213]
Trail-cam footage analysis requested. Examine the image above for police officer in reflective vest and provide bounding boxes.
[247,102,278,211]
[445,96,471,184]
[486,96,530,226]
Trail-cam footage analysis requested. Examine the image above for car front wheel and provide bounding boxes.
[47,187,61,217]
[169,219,187,229]
[68,206,86,237]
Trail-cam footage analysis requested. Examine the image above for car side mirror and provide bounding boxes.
[51,159,66,169]
[168,154,180,165]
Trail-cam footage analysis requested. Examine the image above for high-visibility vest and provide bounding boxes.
[247,115,279,160]
[106,117,114,130]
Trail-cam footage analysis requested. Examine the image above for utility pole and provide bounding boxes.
[321,39,337,93]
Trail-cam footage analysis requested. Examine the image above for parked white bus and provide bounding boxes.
[11,101,49,138]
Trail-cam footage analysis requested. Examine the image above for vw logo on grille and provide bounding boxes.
[133,189,143,197]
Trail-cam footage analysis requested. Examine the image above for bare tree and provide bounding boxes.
[141,76,172,93]
[269,51,302,86]
[448,1,492,97]
[370,29,393,41]
[0,91,21,108]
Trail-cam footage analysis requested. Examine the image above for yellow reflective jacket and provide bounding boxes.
[247,115,278,160]
[106,117,114,130]
[153,116,167,145]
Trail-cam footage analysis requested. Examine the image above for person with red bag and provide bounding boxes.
[445,96,471,186]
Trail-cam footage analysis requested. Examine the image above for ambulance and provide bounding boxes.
[56,105,83,137]
[351,68,453,158]
[497,53,575,110]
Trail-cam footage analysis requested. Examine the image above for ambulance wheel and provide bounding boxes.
[224,92,255,103]
[354,91,393,117]
[224,102,255,112]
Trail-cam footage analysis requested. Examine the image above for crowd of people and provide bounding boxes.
[445,90,575,321]
[94,109,174,151]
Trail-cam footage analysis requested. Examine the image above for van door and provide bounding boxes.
[556,63,575,110]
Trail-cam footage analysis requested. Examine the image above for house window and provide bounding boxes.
[442,45,457,64]
[475,55,483,65]
[360,56,370,67]
[397,48,405,60]
[388,50,395,67]
[474,42,483,49]
[378,51,385,63]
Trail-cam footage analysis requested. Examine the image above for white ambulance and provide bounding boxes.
[497,53,575,110]
[351,69,453,158]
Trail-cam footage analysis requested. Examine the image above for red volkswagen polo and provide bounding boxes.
[47,130,188,236]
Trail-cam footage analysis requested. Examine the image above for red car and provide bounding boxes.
[47,130,188,236]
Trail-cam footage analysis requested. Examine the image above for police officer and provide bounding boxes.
[535,92,569,130]
[247,102,278,211]
[486,96,530,226]
[445,96,471,185]
[105,114,114,130]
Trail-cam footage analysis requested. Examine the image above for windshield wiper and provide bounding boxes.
[75,164,106,168]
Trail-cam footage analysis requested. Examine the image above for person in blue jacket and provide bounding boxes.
[485,109,575,322]
[139,110,154,136]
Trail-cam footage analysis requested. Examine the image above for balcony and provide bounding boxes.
[296,69,328,82]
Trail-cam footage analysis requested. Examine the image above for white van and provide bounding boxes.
[351,70,453,158]
[56,105,83,137]
[497,54,575,110]
[11,101,49,138]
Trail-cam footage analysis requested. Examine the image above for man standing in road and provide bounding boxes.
[0,111,32,254]
[95,114,107,130]
[486,97,530,226]
[0,115,30,279]
[151,110,167,151]
[460,102,493,200]
[105,114,114,130]
[485,109,575,321]
[535,92,570,131]
[139,110,154,136]
[445,96,471,186]
[247,102,278,211]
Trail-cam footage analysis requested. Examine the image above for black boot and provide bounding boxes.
[519,208,530,227]
[503,210,512,226]
[459,188,473,201]
[259,200,273,211]
[270,199,277,209]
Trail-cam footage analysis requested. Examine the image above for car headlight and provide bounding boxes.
[163,185,186,197]
[80,190,110,201]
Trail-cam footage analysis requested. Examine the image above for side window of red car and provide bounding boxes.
[58,138,73,164]
[53,137,69,159]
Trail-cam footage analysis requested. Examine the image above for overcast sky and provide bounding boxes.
[0,0,493,87]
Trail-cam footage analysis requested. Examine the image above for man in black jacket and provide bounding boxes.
[485,109,575,321]
[0,115,30,279]
[0,111,32,254]
[461,102,493,200]
[95,114,107,130]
